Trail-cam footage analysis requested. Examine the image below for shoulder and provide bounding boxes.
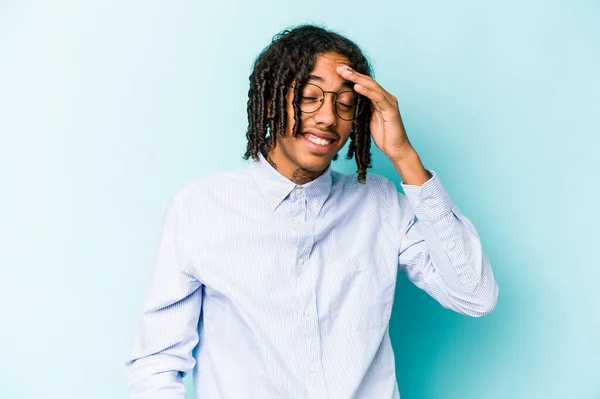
[332,169,397,195]
[330,169,400,211]
[170,165,253,206]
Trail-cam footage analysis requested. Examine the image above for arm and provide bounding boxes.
[126,194,203,398]
[335,65,497,316]
[396,167,498,316]
[393,150,497,316]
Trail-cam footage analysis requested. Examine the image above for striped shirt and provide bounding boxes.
[126,152,498,399]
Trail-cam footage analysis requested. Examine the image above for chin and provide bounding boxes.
[297,155,333,172]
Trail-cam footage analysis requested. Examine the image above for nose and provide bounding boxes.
[312,94,337,127]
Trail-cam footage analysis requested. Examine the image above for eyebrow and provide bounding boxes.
[307,74,354,89]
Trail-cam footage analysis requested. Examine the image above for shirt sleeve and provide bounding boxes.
[396,170,498,317]
[125,193,203,398]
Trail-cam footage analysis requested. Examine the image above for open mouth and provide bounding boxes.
[305,133,334,146]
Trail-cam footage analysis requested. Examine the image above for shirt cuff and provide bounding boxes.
[400,170,454,222]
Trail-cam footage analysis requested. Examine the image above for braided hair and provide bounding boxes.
[244,24,374,183]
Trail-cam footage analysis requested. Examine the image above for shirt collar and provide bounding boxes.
[249,152,333,214]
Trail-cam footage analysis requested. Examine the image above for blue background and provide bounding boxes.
[1,1,599,398]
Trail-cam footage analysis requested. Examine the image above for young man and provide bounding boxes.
[126,25,498,399]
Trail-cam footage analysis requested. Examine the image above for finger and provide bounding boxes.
[336,65,380,90]
[337,66,397,106]
[354,83,394,112]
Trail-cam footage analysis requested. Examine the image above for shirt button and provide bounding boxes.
[445,241,456,250]
[295,188,303,194]
[293,219,299,225]
[309,364,318,374]
[303,309,312,318]
[425,199,433,206]
[298,258,304,265]
[414,201,421,207]
[313,200,319,208]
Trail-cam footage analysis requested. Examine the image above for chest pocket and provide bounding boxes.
[330,254,394,331]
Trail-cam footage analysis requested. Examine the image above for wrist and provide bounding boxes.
[390,150,430,186]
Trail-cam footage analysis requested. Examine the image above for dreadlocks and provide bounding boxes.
[244,24,374,183]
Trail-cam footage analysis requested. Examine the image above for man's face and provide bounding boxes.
[267,52,355,181]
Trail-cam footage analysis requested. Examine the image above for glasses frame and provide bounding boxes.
[287,83,360,121]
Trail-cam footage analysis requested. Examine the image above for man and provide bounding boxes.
[126,24,498,398]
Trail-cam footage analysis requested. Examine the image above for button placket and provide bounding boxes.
[289,187,306,228]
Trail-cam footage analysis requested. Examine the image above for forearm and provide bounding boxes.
[410,207,498,316]
[398,171,498,317]
[126,286,202,398]
[126,355,188,399]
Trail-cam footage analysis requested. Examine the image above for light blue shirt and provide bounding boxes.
[126,152,498,398]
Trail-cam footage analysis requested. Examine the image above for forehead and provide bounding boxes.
[312,52,351,70]
[302,52,350,87]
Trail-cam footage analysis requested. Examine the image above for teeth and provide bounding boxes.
[306,134,332,146]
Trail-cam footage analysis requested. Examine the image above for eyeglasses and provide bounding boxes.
[288,83,360,121]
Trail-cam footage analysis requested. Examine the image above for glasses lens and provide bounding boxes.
[298,84,323,113]
[335,91,357,120]
[295,84,359,121]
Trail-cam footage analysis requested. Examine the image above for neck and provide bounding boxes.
[290,168,323,185]
[265,150,324,185]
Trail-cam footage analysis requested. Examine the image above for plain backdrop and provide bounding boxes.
[1,1,599,398]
